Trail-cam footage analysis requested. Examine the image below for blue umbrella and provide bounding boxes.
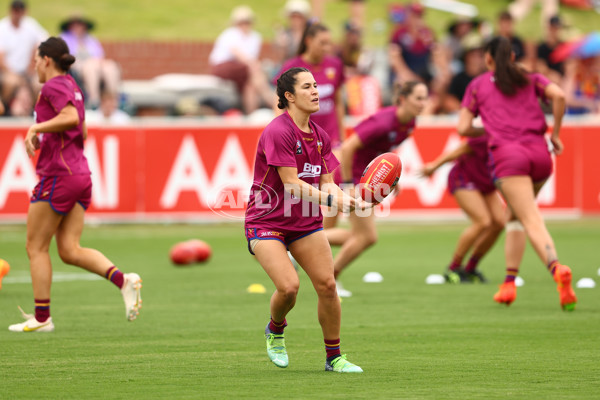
[574,31,600,58]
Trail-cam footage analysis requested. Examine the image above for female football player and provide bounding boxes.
[245,67,368,372]
[9,37,142,333]
[325,81,428,297]
[421,134,504,284]
[458,36,576,310]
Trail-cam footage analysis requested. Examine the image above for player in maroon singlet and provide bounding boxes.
[325,81,428,297]
[459,36,576,310]
[245,67,368,372]
[8,37,142,333]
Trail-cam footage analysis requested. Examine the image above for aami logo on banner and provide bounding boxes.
[159,134,251,210]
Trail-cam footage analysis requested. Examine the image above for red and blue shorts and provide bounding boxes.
[245,227,323,255]
[488,139,552,184]
[30,174,92,215]
[447,164,496,195]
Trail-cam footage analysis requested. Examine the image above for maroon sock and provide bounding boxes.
[325,338,341,361]
[34,298,50,323]
[268,318,286,334]
[448,255,463,271]
[504,268,519,283]
[464,254,482,273]
[547,260,559,275]
[105,266,124,289]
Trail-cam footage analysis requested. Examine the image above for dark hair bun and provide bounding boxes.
[58,53,76,70]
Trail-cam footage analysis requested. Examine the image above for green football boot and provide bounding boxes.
[265,326,288,368]
[325,354,363,373]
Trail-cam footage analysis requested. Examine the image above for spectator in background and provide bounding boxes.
[0,0,48,116]
[60,15,121,110]
[536,15,565,84]
[273,0,311,67]
[209,5,275,114]
[388,2,435,85]
[311,0,366,30]
[496,11,525,62]
[85,90,131,125]
[562,56,600,114]
[338,20,363,77]
[442,33,486,113]
[443,17,479,74]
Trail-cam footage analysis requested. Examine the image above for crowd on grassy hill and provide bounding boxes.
[0,0,599,119]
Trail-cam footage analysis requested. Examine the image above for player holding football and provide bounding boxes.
[325,81,428,297]
[420,134,505,284]
[458,36,576,310]
[9,37,142,333]
[245,67,369,372]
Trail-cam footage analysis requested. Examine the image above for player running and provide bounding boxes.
[458,36,576,310]
[325,81,428,297]
[245,67,368,372]
[421,134,504,283]
[9,37,142,333]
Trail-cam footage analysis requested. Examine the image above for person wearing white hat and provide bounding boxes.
[273,0,312,65]
[209,5,275,114]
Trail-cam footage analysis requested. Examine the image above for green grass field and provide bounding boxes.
[1,220,599,399]
[26,0,600,44]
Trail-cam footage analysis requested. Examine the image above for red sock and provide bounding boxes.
[34,298,50,323]
[504,268,519,283]
[105,266,124,289]
[268,318,286,334]
[325,338,341,361]
[547,260,559,275]
[448,255,463,271]
[464,254,482,273]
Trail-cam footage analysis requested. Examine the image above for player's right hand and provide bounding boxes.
[419,163,437,177]
[24,127,40,157]
[550,136,563,155]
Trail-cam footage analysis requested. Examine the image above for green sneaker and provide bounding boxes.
[265,326,288,368]
[444,268,469,284]
[325,354,363,373]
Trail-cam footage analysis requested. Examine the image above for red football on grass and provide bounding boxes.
[358,152,402,204]
[169,242,197,266]
[184,239,212,263]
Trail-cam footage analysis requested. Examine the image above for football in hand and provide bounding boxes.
[358,152,402,204]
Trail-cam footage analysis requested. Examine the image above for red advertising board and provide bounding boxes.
[0,122,598,221]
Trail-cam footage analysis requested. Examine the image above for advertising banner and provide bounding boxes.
[1,123,597,221]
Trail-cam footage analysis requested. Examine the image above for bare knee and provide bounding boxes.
[491,217,505,232]
[278,282,299,303]
[473,216,492,232]
[363,231,378,247]
[355,230,378,249]
[57,242,81,265]
[315,276,337,299]
[25,240,49,260]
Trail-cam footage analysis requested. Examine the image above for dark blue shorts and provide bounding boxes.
[245,227,323,255]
